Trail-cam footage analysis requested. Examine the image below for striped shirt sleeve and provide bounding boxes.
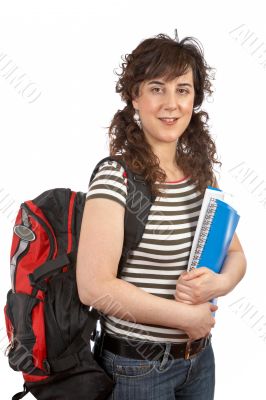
[86,160,128,208]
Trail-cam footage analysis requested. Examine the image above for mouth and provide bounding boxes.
[158,117,179,125]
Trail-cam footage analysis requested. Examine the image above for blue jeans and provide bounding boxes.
[93,334,215,400]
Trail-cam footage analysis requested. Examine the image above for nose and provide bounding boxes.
[163,91,178,110]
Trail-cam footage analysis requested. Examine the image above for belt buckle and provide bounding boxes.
[184,340,192,360]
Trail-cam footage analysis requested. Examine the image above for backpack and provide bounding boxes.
[4,156,156,400]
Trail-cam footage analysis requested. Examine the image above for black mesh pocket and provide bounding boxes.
[6,290,40,374]
[44,269,90,361]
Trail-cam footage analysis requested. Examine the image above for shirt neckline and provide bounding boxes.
[165,175,191,183]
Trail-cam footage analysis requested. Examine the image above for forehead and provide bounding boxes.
[143,67,194,87]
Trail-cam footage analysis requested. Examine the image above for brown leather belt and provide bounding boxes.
[99,332,212,361]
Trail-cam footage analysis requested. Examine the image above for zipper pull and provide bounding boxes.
[5,330,15,356]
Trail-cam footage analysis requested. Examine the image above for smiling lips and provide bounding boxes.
[159,117,179,125]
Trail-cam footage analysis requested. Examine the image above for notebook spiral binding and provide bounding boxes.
[189,197,218,271]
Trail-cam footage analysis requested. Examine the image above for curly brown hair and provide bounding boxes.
[107,32,222,197]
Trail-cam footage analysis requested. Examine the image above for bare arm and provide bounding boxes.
[76,197,189,331]
[76,196,217,339]
[212,174,247,296]
[88,277,191,330]
[216,234,247,297]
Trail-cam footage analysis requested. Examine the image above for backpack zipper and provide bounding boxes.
[11,241,30,292]
[12,204,56,292]
[21,203,55,260]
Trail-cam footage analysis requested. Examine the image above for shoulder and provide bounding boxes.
[97,159,127,176]
[86,159,128,208]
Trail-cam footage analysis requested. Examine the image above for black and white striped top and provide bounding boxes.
[86,160,204,343]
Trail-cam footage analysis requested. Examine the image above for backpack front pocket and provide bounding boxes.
[5,290,46,375]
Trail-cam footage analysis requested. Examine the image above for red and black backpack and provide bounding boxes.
[4,156,156,400]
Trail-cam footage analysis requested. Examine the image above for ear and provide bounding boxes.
[132,99,139,110]
[132,82,143,110]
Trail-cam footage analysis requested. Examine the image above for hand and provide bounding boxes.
[183,302,218,340]
[174,267,221,305]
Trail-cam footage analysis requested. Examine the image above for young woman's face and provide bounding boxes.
[132,67,195,146]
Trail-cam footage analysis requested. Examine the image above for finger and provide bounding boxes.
[174,296,194,305]
[183,268,205,280]
[180,299,194,305]
[175,284,194,296]
[177,277,196,288]
[174,291,194,302]
[210,303,218,311]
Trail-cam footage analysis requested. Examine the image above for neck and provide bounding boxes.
[152,143,178,171]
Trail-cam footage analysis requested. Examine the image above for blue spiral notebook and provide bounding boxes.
[187,185,240,314]
[187,186,240,272]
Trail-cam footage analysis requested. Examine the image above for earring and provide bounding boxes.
[133,109,142,129]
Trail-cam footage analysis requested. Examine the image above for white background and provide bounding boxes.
[0,1,265,399]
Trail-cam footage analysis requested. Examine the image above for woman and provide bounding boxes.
[76,31,247,400]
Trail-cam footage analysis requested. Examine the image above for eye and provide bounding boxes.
[151,87,189,95]
[151,87,162,94]
[178,88,189,95]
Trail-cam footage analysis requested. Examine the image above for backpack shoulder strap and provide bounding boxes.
[89,156,156,278]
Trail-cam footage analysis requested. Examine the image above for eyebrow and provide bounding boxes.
[147,80,193,88]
